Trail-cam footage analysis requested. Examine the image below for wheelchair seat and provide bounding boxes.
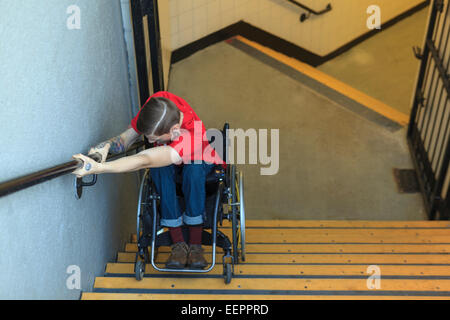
[173,164,224,196]
[163,123,228,198]
[170,164,224,230]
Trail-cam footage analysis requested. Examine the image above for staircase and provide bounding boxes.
[82,220,450,300]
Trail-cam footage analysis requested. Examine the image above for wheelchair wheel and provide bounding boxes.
[137,170,150,244]
[135,170,152,280]
[135,258,145,281]
[236,170,246,262]
[229,165,246,263]
[230,165,239,263]
[224,263,233,284]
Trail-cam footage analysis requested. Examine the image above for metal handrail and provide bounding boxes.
[0,141,145,198]
[286,0,332,22]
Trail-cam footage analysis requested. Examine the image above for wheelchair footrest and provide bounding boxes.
[150,229,232,251]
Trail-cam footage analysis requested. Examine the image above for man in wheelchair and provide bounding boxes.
[72,91,225,270]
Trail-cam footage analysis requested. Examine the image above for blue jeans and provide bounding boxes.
[151,162,215,227]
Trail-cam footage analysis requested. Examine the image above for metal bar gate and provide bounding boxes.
[130,0,164,151]
[408,0,450,220]
[130,0,164,106]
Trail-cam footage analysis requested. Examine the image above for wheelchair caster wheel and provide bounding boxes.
[135,260,145,281]
[224,263,232,284]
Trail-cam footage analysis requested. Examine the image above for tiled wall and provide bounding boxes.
[169,0,427,56]
[169,0,242,50]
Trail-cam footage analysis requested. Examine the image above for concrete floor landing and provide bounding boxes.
[168,39,426,221]
[318,8,429,115]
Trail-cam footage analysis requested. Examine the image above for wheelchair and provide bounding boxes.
[134,123,246,284]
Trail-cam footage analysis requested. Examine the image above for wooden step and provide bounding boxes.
[91,277,450,297]
[131,228,450,244]
[84,220,450,300]
[125,242,450,253]
[104,262,450,277]
[221,220,450,228]
[81,292,450,300]
[117,251,450,264]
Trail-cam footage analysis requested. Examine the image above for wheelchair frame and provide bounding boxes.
[134,124,246,284]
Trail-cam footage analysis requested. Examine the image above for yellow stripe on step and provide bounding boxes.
[221,220,450,228]
[125,243,450,254]
[133,227,450,238]
[81,292,450,300]
[116,252,450,264]
[93,276,450,292]
[234,35,410,126]
[132,232,450,244]
[217,228,450,237]
[105,263,450,277]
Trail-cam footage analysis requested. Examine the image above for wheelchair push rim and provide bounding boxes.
[228,164,246,263]
[136,170,150,244]
[135,170,149,280]
[135,170,155,280]
[236,170,246,262]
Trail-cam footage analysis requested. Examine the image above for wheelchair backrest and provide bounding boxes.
[205,123,229,165]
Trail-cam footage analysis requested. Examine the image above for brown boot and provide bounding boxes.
[188,245,208,269]
[165,242,189,269]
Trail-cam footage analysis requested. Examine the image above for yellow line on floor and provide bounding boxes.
[234,35,410,126]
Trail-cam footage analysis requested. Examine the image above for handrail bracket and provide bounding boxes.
[286,0,332,23]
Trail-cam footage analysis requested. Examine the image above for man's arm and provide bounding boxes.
[88,127,141,162]
[95,127,141,154]
[72,146,182,177]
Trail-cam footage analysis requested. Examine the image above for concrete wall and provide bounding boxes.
[169,0,425,56]
[0,0,139,299]
[120,0,140,115]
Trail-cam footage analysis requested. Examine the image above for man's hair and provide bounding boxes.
[136,97,180,136]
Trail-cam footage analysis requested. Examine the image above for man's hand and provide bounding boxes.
[71,145,181,177]
[72,154,103,178]
[88,142,111,163]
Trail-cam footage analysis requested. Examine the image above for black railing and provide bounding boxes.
[130,0,164,107]
[130,0,164,152]
[0,141,145,199]
[286,0,332,22]
[408,0,450,220]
